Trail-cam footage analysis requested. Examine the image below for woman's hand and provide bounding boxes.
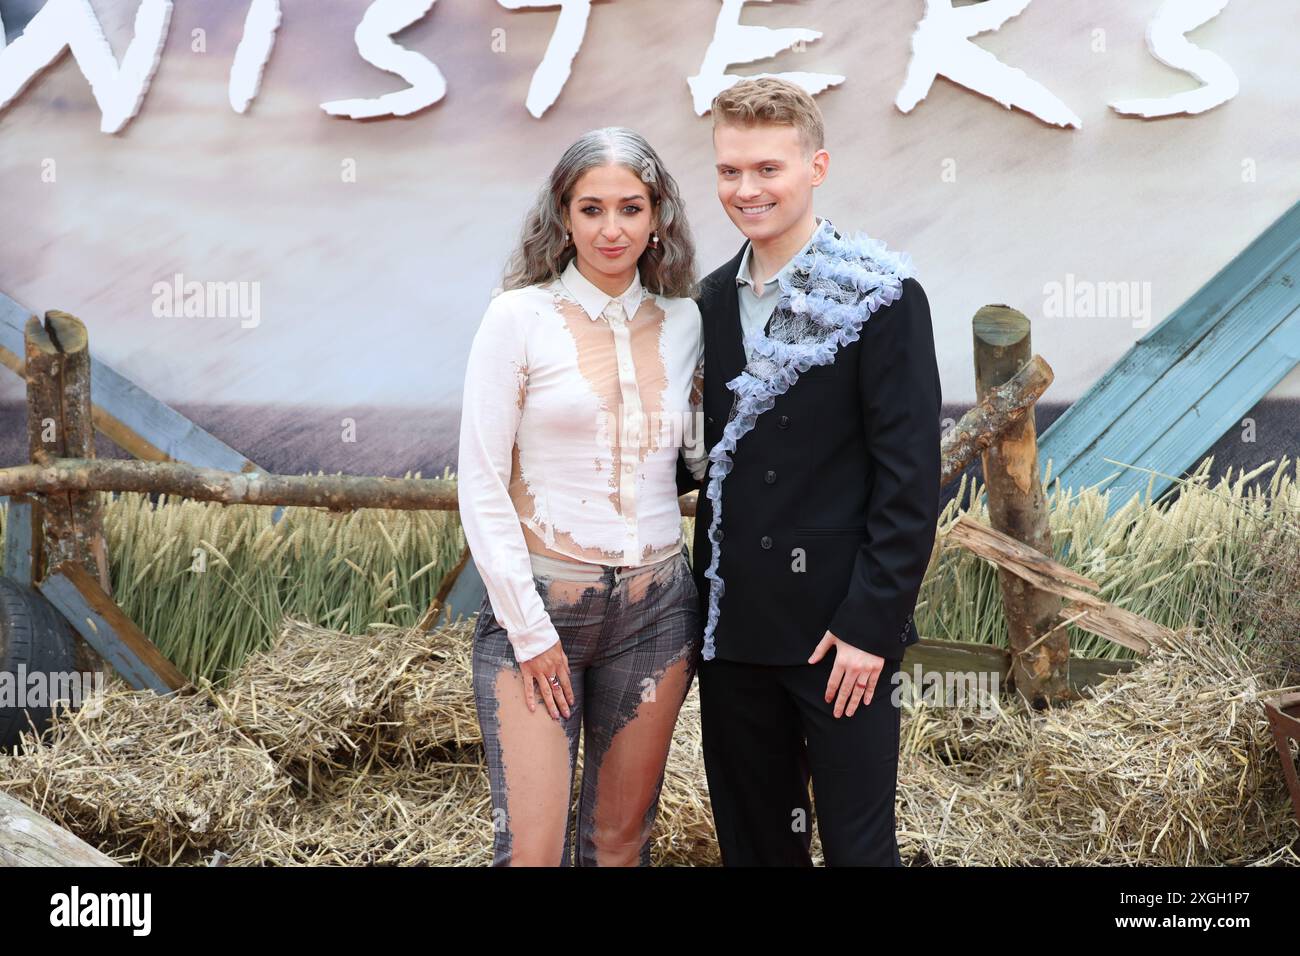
[520,642,575,720]
[809,632,885,718]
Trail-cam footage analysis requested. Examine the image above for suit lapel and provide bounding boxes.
[713,242,748,382]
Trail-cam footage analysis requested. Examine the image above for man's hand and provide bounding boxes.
[808,631,885,718]
[519,643,574,720]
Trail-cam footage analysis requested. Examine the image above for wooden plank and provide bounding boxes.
[1052,252,1300,501]
[1098,302,1300,505]
[944,515,1177,654]
[0,790,120,867]
[38,561,188,694]
[1039,199,1300,512]
[1040,199,1300,471]
[899,636,1137,697]
[1058,599,1181,657]
[1,495,40,585]
[946,515,1098,592]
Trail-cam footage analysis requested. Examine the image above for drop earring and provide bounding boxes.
[650,232,660,249]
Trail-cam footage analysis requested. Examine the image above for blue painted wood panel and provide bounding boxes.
[1,497,35,584]
[38,570,180,694]
[1039,200,1300,512]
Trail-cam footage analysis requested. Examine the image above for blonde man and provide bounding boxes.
[682,78,941,866]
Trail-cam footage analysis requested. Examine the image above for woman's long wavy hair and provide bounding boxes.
[502,127,697,299]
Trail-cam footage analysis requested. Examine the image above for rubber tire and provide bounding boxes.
[0,576,78,751]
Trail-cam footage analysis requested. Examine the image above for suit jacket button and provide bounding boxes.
[715,529,724,542]
[778,415,790,428]
[760,535,773,549]
[764,470,776,484]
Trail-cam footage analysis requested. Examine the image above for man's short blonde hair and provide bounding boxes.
[710,77,826,155]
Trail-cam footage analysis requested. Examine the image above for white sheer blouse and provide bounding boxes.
[457,259,705,662]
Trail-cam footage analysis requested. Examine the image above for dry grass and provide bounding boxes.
[224,758,495,866]
[2,456,1297,865]
[897,625,1299,865]
[920,458,1300,659]
[210,619,443,789]
[1,487,466,686]
[0,680,293,865]
[1,457,1292,687]
[1,611,1296,866]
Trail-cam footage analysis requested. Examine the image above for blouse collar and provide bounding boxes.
[560,258,647,321]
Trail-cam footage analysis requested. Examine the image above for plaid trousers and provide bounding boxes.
[471,545,702,866]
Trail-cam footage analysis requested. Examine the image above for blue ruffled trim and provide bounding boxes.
[700,221,915,660]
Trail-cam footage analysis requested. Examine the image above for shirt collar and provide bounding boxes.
[736,216,829,292]
[559,258,646,321]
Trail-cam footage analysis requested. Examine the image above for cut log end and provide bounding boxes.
[43,311,89,355]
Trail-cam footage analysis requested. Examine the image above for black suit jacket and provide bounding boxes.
[681,238,942,665]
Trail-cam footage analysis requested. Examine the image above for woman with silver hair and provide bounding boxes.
[457,128,706,866]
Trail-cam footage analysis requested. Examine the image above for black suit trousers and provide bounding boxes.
[698,652,903,866]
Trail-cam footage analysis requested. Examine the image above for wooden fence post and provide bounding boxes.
[0,790,121,866]
[973,306,1067,706]
[25,310,110,678]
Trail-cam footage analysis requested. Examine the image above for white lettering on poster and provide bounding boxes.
[229,0,281,114]
[319,0,447,119]
[1110,0,1237,118]
[0,0,1242,133]
[498,0,595,119]
[895,0,1082,128]
[0,0,172,134]
[688,0,843,116]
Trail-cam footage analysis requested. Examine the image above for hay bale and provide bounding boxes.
[6,611,1293,868]
[897,627,1299,866]
[897,694,1051,865]
[225,756,494,866]
[384,618,482,760]
[1021,628,1294,864]
[214,618,446,786]
[0,684,293,866]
